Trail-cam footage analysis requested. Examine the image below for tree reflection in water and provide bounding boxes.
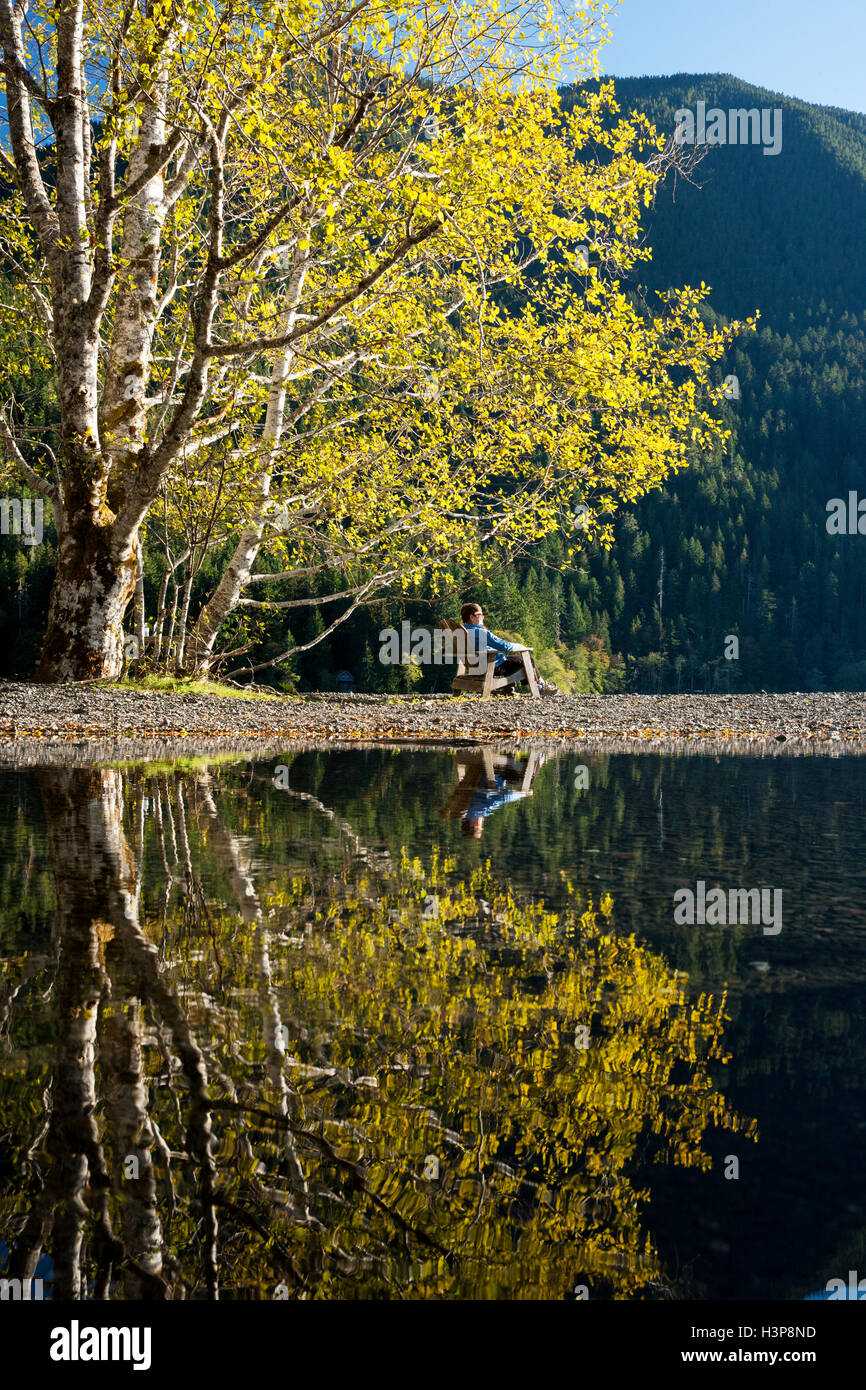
[0,761,756,1299]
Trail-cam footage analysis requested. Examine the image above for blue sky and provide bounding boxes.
[595,0,866,114]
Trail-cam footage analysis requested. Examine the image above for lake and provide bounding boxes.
[1,746,865,1300]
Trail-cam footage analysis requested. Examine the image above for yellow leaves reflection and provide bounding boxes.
[216,850,757,1299]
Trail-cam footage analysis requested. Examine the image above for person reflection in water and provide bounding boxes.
[439,749,547,839]
[461,774,526,838]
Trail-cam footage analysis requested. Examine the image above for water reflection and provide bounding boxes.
[439,749,548,838]
[0,757,755,1300]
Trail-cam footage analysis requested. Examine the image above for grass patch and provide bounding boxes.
[97,675,287,701]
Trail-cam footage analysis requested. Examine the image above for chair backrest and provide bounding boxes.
[438,619,471,674]
[438,620,496,677]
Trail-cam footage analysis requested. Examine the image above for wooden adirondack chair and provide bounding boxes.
[438,619,540,698]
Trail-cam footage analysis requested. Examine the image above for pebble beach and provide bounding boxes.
[2,682,866,763]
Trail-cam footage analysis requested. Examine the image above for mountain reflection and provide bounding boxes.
[0,759,755,1299]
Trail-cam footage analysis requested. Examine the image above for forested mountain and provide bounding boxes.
[4,74,866,692]
[557,74,866,692]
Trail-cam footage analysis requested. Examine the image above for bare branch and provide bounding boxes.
[0,404,59,505]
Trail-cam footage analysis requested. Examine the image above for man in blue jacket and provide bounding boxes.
[460,602,556,694]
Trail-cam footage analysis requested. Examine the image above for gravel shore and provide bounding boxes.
[1,682,866,762]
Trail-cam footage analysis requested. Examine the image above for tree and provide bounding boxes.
[0,0,743,681]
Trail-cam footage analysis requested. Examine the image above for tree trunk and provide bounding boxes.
[183,520,267,675]
[134,535,146,655]
[174,561,195,672]
[163,579,180,669]
[153,565,169,666]
[36,508,137,681]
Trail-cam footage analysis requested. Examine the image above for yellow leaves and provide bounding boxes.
[2,2,750,648]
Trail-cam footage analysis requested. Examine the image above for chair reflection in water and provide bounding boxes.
[439,748,547,839]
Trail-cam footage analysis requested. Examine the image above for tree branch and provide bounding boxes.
[207,218,443,360]
[0,406,59,504]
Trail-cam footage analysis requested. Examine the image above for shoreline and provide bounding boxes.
[1,682,866,763]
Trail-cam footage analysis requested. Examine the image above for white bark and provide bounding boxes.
[186,254,308,671]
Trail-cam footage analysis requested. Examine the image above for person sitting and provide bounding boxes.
[460,602,557,694]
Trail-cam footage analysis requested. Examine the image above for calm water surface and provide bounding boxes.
[1,748,865,1300]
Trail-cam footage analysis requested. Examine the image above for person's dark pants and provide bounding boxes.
[496,657,541,687]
